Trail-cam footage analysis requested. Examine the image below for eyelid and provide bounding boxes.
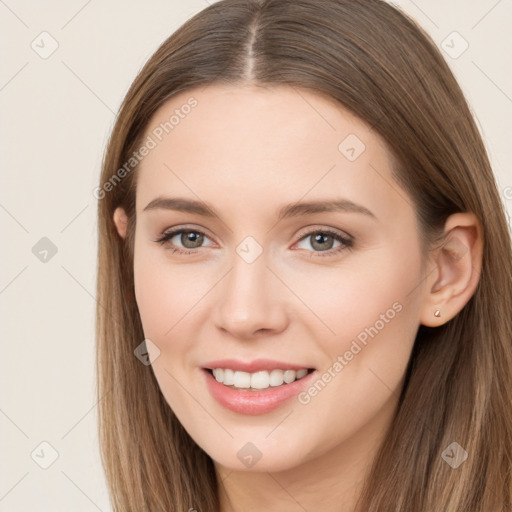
[291,227,353,258]
[156,224,216,241]
[154,225,217,250]
[294,224,353,242]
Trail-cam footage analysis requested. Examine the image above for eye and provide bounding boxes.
[154,228,215,254]
[155,226,353,258]
[294,229,353,257]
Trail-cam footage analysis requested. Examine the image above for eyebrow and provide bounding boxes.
[143,197,376,220]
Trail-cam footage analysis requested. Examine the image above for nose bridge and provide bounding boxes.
[213,239,288,337]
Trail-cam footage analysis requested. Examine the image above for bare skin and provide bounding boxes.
[113,84,482,512]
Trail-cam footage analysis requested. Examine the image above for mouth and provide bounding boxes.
[201,362,318,415]
[204,367,315,391]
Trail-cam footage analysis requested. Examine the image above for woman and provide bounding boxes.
[96,0,512,510]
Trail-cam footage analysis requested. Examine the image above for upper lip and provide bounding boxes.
[203,358,314,373]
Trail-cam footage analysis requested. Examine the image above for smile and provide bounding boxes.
[210,368,312,390]
[202,366,317,415]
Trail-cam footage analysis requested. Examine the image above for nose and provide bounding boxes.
[212,249,289,339]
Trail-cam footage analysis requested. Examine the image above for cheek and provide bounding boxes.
[289,285,421,460]
[133,250,206,408]
[133,253,171,339]
[287,244,423,426]
[282,244,422,350]
[133,246,216,344]
[292,245,423,428]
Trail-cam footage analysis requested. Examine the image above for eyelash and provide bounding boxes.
[154,227,353,258]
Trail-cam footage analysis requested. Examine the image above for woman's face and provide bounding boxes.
[125,84,429,472]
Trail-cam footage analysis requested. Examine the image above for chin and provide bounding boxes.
[196,434,312,473]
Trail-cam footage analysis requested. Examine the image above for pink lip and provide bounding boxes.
[203,358,314,373]
[202,368,317,415]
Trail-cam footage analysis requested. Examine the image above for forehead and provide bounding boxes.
[135,83,403,223]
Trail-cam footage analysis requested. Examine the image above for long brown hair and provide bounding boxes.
[96,0,512,510]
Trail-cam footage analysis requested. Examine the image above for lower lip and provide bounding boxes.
[202,369,317,415]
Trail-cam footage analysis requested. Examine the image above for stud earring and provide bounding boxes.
[434,309,441,318]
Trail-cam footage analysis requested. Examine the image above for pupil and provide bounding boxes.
[182,231,203,248]
[313,233,333,251]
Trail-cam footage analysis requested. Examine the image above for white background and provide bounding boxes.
[1,0,511,510]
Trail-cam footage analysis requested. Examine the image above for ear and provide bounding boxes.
[113,207,128,239]
[420,213,483,327]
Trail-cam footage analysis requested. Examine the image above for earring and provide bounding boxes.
[434,309,441,318]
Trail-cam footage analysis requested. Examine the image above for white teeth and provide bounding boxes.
[223,368,235,385]
[233,371,251,388]
[283,370,296,384]
[296,369,308,379]
[269,369,284,387]
[251,371,269,389]
[210,368,310,389]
